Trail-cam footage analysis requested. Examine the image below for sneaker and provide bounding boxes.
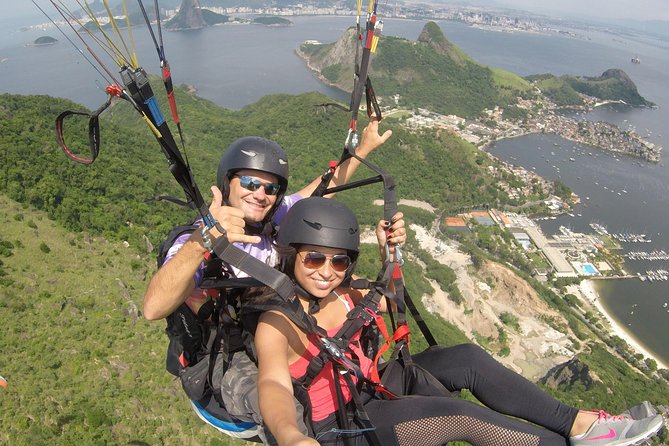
[569,410,664,446]
[621,401,657,420]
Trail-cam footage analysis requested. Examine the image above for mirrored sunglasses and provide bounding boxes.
[235,175,281,196]
[301,251,352,272]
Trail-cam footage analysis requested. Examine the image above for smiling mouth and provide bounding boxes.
[245,200,267,210]
[313,279,333,289]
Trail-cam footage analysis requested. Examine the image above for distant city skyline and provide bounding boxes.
[440,0,669,22]
[3,1,669,25]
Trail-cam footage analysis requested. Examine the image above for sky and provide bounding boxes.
[3,1,669,24]
[0,1,82,21]
[460,0,669,22]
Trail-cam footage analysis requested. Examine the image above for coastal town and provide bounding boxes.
[401,95,662,163]
[405,94,661,284]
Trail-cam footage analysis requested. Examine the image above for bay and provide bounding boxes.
[476,26,669,365]
[2,12,668,365]
[0,16,423,109]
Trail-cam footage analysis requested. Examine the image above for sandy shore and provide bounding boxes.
[579,280,668,370]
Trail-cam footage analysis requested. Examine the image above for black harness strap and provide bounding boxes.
[209,236,296,303]
[404,287,438,347]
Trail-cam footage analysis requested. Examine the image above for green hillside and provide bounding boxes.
[0,194,253,445]
[0,91,509,252]
[527,69,653,107]
[300,21,533,118]
[1,90,668,445]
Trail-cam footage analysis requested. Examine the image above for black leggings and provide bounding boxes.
[315,344,578,446]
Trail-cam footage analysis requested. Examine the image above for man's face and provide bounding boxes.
[227,169,280,223]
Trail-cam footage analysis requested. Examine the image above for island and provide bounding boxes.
[32,36,58,46]
[252,16,292,26]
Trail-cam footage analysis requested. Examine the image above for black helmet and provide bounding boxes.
[277,197,360,260]
[217,136,290,224]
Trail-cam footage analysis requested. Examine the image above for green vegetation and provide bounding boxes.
[413,247,463,304]
[253,16,291,26]
[499,311,520,331]
[202,9,230,26]
[1,83,666,445]
[527,74,584,106]
[527,70,653,107]
[0,91,512,253]
[541,343,669,415]
[301,22,533,118]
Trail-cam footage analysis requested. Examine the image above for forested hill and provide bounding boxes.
[526,69,654,107]
[0,91,504,252]
[299,21,652,117]
[299,21,533,118]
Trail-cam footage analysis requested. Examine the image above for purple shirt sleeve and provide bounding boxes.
[161,192,303,286]
[272,192,302,225]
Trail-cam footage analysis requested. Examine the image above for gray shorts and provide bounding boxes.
[217,351,308,444]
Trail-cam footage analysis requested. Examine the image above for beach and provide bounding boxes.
[579,280,668,370]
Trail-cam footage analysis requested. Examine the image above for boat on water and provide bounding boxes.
[631,55,641,64]
[589,222,609,235]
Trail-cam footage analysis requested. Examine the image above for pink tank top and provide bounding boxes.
[288,292,373,422]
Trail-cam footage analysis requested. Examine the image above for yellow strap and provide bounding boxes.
[101,0,137,69]
[122,0,139,68]
[77,0,129,67]
[142,114,163,138]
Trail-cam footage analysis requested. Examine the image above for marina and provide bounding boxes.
[625,250,669,261]
[610,232,652,243]
[637,270,669,282]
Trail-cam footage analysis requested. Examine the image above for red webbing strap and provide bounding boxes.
[162,64,180,125]
[369,321,410,383]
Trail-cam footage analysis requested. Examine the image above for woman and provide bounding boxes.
[254,197,663,446]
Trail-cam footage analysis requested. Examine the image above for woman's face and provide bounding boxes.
[294,244,350,298]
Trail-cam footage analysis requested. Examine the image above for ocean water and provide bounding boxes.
[1,12,668,364]
[0,15,421,109]
[472,26,669,365]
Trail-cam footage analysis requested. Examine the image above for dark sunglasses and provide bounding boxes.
[235,175,281,196]
[300,251,352,272]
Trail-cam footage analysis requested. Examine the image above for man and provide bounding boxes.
[143,116,391,442]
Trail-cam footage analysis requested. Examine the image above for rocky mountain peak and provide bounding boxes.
[417,21,466,64]
[166,0,206,30]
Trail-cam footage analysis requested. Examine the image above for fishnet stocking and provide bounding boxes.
[394,415,541,446]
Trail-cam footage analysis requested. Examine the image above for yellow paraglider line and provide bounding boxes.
[122,0,139,68]
[80,0,131,66]
[54,0,129,68]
